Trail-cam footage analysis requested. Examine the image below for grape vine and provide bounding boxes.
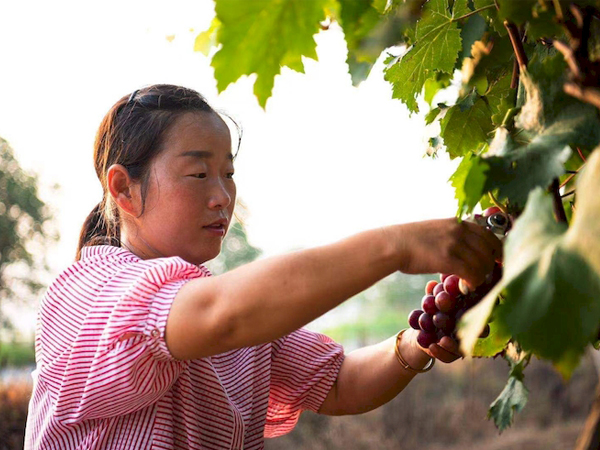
[197,0,600,444]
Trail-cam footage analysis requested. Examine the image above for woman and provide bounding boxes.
[25,84,501,450]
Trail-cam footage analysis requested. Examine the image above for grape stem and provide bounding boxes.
[550,178,569,223]
[488,192,508,215]
[561,189,576,198]
[560,164,584,188]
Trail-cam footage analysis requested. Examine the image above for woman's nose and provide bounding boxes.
[207,179,233,210]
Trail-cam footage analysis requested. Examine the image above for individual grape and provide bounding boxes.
[421,295,437,315]
[435,291,456,313]
[418,313,436,333]
[408,309,424,330]
[433,283,445,297]
[417,330,438,348]
[433,312,455,334]
[440,273,451,283]
[479,324,491,338]
[425,280,438,295]
[443,275,461,298]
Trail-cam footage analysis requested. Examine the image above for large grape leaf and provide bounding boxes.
[440,90,494,158]
[210,0,328,108]
[459,149,600,379]
[384,0,469,113]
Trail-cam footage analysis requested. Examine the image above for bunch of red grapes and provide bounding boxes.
[408,207,510,348]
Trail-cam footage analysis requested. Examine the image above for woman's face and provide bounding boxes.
[124,111,236,265]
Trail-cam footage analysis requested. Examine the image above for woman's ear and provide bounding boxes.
[107,164,141,218]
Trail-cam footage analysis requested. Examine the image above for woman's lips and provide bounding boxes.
[203,223,226,236]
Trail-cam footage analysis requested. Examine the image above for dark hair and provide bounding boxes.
[76,84,240,260]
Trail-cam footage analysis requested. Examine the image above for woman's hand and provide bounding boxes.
[400,328,462,365]
[393,218,503,289]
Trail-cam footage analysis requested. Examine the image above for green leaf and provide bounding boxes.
[472,0,505,35]
[194,17,221,56]
[472,317,511,358]
[488,360,529,432]
[485,71,514,127]
[496,0,536,25]
[440,91,494,158]
[484,134,571,207]
[423,72,452,106]
[468,34,515,86]
[526,6,564,41]
[338,0,382,85]
[449,153,490,217]
[459,13,487,61]
[461,148,600,378]
[500,247,600,378]
[384,0,467,113]
[424,106,442,125]
[211,0,328,108]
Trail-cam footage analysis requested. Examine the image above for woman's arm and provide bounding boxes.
[165,219,501,360]
[317,328,458,415]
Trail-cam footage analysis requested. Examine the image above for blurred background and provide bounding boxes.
[0,0,596,448]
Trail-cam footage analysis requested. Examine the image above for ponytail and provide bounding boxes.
[75,201,120,261]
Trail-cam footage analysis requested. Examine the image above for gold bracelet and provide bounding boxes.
[395,329,435,373]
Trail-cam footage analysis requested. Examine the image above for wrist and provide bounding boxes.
[396,329,433,371]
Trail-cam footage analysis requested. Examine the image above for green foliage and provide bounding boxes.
[0,138,55,325]
[461,150,600,379]
[202,0,600,432]
[0,341,35,368]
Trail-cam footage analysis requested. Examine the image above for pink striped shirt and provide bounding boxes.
[25,245,344,449]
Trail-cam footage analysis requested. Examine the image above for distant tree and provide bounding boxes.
[0,137,56,346]
[206,218,262,275]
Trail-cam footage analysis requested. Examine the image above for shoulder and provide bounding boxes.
[44,245,210,302]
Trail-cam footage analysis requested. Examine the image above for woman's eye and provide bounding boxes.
[226,172,235,179]
[191,173,207,179]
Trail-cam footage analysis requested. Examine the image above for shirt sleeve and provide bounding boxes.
[45,256,206,424]
[264,328,345,438]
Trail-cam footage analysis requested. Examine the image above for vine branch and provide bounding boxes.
[505,21,529,70]
[505,22,528,90]
[550,179,569,223]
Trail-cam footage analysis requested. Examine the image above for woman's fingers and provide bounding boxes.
[446,222,502,288]
[426,336,462,363]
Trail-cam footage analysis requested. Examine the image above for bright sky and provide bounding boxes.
[0,0,460,333]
